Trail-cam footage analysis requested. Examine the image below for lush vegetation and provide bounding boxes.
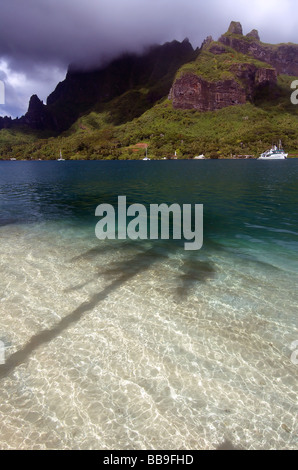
[176,44,274,83]
[1,55,298,160]
[116,73,298,159]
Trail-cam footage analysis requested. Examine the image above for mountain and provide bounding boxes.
[168,21,298,112]
[0,39,197,132]
[1,22,298,159]
[169,42,277,111]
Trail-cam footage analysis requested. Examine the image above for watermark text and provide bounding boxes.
[0,80,5,105]
[290,80,298,105]
[290,340,298,365]
[95,196,203,251]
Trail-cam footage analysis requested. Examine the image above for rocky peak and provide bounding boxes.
[0,116,13,130]
[21,94,55,130]
[227,21,243,36]
[246,29,260,41]
[168,36,278,112]
[201,36,213,50]
[27,95,44,114]
[219,27,298,76]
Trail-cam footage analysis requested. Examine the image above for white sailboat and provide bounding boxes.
[57,149,65,161]
[142,146,150,160]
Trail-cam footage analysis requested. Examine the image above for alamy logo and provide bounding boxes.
[290,80,298,105]
[0,80,5,105]
[290,340,298,365]
[0,340,5,365]
[95,196,203,251]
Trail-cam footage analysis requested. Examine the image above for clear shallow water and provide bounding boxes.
[0,160,297,450]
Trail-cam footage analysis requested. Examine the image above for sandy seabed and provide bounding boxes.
[0,222,297,450]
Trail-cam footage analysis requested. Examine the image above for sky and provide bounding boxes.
[0,0,297,118]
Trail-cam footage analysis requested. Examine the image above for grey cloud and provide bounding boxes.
[1,0,296,70]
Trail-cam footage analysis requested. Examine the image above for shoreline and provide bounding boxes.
[1,156,298,161]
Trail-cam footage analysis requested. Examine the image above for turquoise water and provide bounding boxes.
[0,160,297,449]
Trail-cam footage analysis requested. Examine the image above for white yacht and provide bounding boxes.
[194,154,205,159]
[258,141,288,160]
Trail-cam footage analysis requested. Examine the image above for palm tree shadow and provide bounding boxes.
[216,439,242,450]
[0,244,167,379]
[65,242,169,293]
[0,241,216,380]
[175,257,216,299]
[69,245,113,263]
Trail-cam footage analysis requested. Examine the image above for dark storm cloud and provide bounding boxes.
[0,0,297,117]
[0,0,195,70]
[2,0,296,70]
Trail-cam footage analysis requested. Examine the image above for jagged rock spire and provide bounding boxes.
[246,29,260,41]
[227,21,243,35]
[201,36,213,49]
